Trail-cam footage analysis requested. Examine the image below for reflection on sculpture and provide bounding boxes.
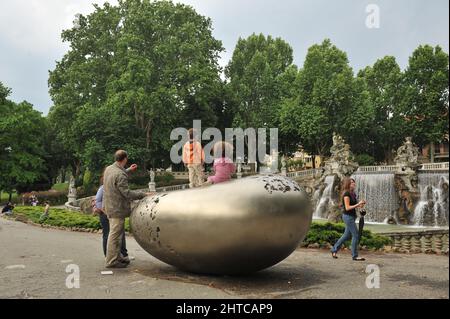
[130,175,312,275]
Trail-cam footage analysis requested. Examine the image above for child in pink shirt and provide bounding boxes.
[206,141,236,185]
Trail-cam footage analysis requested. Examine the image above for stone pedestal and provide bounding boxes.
[148,182,156,192]
[67,194,77,205]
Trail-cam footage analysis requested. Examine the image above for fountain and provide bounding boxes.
[352,173,398,223]
[309,135,449,227]
[312,133,358,222]
[413,173,449,226]
[313,175,336,219]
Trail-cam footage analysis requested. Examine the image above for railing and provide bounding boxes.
[357,162,449,173]
[381,229,449,254]
[357,165,398,172]
[420,162,449,171]
[286,168,321,179]
[156,184,190,192]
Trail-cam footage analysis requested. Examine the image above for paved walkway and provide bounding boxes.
[0,217,448,299]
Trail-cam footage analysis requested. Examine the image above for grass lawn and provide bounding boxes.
[51,182,69,192]
[0,191,18,203]
[9,206,130,231]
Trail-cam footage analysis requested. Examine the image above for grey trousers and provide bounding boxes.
[105,217,125,267]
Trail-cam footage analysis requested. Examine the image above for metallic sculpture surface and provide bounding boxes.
[130,175,312,275]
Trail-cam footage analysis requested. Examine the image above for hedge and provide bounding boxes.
[20,190,68,205]
[303,222,392,249]
[9,206,130,231]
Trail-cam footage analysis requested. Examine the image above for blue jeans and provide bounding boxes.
[331,214,359,259]
[99,213,128,257]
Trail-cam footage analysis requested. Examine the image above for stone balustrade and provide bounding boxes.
[381,229,449,254]
[357,165,398,172]
[420,162,449,171]
[357,162,449,173]
[286,168,321,179]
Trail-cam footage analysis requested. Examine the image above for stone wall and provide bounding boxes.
[381,229,449,254]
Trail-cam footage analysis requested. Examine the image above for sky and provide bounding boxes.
[0,0,448,115]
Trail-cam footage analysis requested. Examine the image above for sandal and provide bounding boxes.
[352,257,365,261]
[331,252,338,259]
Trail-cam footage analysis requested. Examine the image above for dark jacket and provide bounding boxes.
[103,162,146,218]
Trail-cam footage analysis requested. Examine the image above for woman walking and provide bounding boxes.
[331,177,366,261]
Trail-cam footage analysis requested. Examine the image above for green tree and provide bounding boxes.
[0,87,48,199]
[402,45,449,160]
[48,0,224,179]
[225,33,296,129]
[358,56,406,163]
[280,39,374,164]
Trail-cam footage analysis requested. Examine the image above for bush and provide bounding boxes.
[128,172,149,186]
[155,172,175,184]
[10,206,130,231]
[16,179,52,193]
[21,190,68,205]
[51,183,69,192]
[287,159,304,171]
[304,222,392,249]
[355,154,376,166]
[129,172,180,189]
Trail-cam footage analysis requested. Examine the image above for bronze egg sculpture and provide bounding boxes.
[130,175,312,275]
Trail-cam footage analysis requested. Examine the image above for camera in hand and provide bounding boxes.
[360,210,367,216]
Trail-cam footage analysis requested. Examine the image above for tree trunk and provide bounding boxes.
[312,154,316,169]
[61,167,66,183]
[8,192,12,202]
[146,125,151,150]
[430,141,435,163]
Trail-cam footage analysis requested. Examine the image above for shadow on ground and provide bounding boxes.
[129,259,332,298]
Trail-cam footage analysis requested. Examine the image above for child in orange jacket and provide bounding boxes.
[182,128,205,188]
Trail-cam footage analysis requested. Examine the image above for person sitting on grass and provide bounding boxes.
[1,202,15,216]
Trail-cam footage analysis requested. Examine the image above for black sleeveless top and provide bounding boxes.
[342,191,357,217]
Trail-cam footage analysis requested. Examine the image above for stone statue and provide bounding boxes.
[322,133,358,181]
[149,169,155,183]
[314,133,358,222]
[281,155,287,176]
[148,169,156,192]
[67,176,77,204]
[394,137,420,169]
[68,176,76,196]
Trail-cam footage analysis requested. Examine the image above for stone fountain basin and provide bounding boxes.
[130,175,312,275]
